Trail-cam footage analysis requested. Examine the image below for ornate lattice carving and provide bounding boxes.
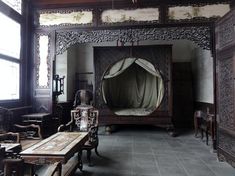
[218,57,235,131]
[56,26,211,55]
[71,107,99,145]
[218,16,234,48]
[218,151,235,168]
[72,108,97,130]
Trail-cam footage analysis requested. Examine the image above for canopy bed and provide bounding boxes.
[94,45,173,132]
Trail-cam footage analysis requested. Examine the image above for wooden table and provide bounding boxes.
[20,132,88,175]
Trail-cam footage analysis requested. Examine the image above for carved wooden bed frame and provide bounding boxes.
[93,45,173,131]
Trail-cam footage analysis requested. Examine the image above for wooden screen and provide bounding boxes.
[216,8,235,167]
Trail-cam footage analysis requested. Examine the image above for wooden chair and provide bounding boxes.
[194,108,215,146]
[0,107,42,150]
[73,89,93,107]
[13,124,42,150]
[58,106,99,166]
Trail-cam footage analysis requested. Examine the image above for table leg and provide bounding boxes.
[77,151,83,171]
[29,164,36,176]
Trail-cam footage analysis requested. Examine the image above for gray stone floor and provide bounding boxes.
[75,125,235,176]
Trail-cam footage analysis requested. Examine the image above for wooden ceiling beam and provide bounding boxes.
[30,0,231,8]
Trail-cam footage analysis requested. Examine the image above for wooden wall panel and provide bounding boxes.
[216,8,235,167]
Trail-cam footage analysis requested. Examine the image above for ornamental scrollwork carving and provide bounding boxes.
[55,26,211,55]
[218,57,235,131]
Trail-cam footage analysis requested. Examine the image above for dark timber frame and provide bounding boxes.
[30,0,232,136]
[0,1,31,108]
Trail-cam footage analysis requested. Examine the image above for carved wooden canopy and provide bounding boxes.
[55,26,212,55]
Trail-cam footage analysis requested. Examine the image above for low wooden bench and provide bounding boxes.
[194,108,215,149]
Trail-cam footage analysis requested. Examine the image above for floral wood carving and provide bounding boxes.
[56,26,211,55]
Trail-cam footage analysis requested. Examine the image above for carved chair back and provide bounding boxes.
[57,105,99,166]
[70,106,99,166]
[73,89,93,107]
[71,108,97,129]
[70,107,99,145]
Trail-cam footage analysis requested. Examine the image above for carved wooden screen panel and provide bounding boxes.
[94,45,172,116]
[216,9,235,167]
[32,32,54,113]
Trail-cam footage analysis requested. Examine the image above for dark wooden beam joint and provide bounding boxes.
[159,4,167,24]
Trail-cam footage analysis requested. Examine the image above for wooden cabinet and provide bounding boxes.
[216,8,235,167]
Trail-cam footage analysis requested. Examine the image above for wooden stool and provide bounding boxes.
[194,109,215,148]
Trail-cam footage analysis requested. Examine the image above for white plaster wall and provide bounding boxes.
[73,40,194,76]
[192,48,214,103]
[56,45,78,102]
[139,39,194,62]
[67,46,77,101]
[56,51,67,102]
[75,41,116,85]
